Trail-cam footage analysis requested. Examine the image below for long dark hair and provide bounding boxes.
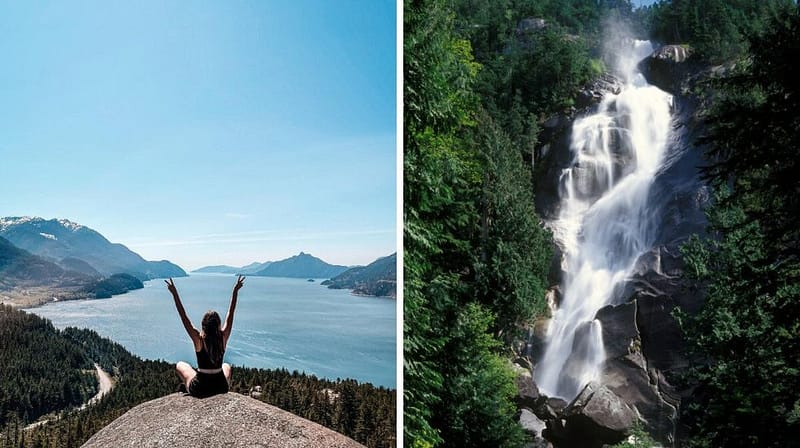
[201,311,224,366]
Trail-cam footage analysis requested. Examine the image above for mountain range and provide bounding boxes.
[193,261,272,275]
[0,236,143,303]
[195,252,348,279]
[250,252,348,279]
[195,252,397,297]
[0,217,186,281]
[0,236,93,290]
[322,253,396,297]
[196,253,351,279]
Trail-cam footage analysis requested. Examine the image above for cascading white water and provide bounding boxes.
[534,40,673,400]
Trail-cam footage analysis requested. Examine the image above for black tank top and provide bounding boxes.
[196,342,223,369]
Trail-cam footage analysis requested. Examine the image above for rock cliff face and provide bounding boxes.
[519,44,711,447]
[637,44,696,94]
[82,393,365,448]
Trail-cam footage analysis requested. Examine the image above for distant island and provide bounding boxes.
[194,252,396,298]
[195,252,348,279]
[195,252,397,298]
[322,253,396,298]
[0,216,186,307]
[193,261,272,275]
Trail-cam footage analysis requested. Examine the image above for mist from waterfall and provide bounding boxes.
[534,38,673,400]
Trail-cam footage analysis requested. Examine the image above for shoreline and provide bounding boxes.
[1,286,95,309]
[350,291,397,299]
[11,279,396,390]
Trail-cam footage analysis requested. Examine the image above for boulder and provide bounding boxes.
[559,382,637,447]
[533,397,568,421]
[515,364,541,409]
[576,73,623,109]
[520,408,548,441]
[82,393,364,448]
[638,44,696,94]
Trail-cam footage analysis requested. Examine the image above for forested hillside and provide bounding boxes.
[674,5,800,447]
[0,307,395,448]
[405,0,799,446]
[405,0,605,445]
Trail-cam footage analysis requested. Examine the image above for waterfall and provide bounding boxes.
[534,40,673,400]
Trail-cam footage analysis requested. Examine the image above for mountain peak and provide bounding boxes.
[56,218,84,232]
[0,216,85,232]
[0,216,37,231]
[251,252,347,279]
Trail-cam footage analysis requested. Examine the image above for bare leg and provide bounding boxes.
[222,363,232,384]
[176,361,196,390]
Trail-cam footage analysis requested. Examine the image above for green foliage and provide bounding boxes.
[0,305,95,428]
[91,273,144,299]
[471,112,551,332]
[434,304,526,447]
[677,7,800,447]
[453,0,611,177]
[457,1,599,115]
[404,2,481,445]
[643,0,795,62]
[404,0,566,445]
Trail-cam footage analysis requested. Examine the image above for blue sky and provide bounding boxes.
[0,1,397,270]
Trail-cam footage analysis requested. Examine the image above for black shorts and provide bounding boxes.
[188,371,229,398]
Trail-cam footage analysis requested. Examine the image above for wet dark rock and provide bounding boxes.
[529,48,712,447]
[533,396,568,422]
[576,73,623,109]
[595,295,686,444]
[516,368,541,410]
[596,302,639,360]
[546,382,636,447]
[638,44,697,94]
[548,397,568,414]
[534,73,625,220]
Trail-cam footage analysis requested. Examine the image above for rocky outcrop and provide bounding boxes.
[520,408,550,448]
[534,72,626,221]
[638,44,696,94]
[575,73,623,109]
[545,382,637,447]
[517,41,712,447]
[82,393,364,448]
[516,364,541,410]
[595,300,681,444]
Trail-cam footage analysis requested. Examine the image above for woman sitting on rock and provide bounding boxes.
[165,275,244,397]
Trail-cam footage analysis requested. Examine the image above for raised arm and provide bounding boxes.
[166,278,201,350]
[222,275,244,345]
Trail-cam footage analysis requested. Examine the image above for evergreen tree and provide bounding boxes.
[679,6,800,446]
